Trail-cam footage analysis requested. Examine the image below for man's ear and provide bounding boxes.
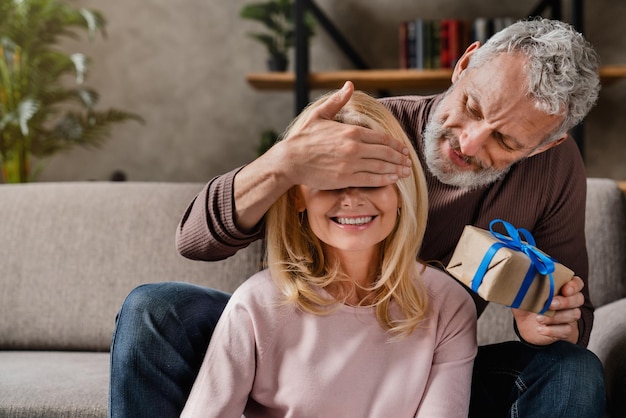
[452,41,481,83]
[529,134,569,157]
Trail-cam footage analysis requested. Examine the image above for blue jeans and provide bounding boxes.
[108,282,231,418]
[109,282,606,418]
[470,341,605,417]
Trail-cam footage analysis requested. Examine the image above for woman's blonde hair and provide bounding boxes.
[264,90,429,337]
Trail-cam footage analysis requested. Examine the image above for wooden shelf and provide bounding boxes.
[247,69,454,91]
[247,65,626,91]
[599,65,626,85]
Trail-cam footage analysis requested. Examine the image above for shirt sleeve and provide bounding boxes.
[523,138,592,346]
[181,292,257,417]
[416,272,478,418]
[176,166,265,261]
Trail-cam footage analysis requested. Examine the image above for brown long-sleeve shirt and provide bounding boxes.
[176,94,593,346]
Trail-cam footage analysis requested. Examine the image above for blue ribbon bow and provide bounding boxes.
[471,219,556,314]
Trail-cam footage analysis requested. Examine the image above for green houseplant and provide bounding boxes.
[256,128,279,156]
[240,0,315,71]
[0,0,143,183]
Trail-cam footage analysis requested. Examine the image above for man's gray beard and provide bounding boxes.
[422,117,510,190]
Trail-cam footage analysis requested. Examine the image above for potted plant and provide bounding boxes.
[0,0,143,183]
[256,128,279,156]
[240,0,315,72]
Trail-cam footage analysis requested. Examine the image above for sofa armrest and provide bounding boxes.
[588,298,626,418]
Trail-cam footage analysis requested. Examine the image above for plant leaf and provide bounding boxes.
[78,8,97,40]
[17,98,39,136]
[76,87,99,108]
[0,0,141,179]
[70,53,88,84]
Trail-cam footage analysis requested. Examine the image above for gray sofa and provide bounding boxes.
[0,179,624,417]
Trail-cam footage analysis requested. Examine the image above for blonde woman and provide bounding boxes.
[181,91,477,418]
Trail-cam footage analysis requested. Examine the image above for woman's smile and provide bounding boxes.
[332,216,376,227]
[294,185,399,255]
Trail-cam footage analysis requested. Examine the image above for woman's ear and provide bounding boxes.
[289,187,306,212]
[452,41,481,83]
[395,185,403,210]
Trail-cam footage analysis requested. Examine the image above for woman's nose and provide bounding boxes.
[340,188,365,207]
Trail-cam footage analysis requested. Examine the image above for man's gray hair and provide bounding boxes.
[468,18,600,142]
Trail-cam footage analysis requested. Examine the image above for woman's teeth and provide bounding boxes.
[334,216,373,225]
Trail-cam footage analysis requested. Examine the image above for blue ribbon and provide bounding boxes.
[471,219,556,314]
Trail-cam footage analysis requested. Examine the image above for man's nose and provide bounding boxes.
[458,121,490,157]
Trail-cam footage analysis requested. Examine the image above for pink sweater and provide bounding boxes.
[182,265,477,418]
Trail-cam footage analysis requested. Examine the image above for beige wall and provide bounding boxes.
[39,0,626,182]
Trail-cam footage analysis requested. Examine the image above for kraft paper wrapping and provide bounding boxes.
[446,225,574,316]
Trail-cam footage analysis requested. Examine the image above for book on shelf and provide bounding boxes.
[399,17,515,70]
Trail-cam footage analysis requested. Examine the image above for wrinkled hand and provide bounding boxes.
[233,81,413,232]
[270,81,412,190]
[512,276,584,345]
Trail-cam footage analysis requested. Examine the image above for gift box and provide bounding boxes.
[446,219,574,316]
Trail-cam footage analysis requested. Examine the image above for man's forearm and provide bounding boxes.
[233,147,294,232]
[176,167,264,261]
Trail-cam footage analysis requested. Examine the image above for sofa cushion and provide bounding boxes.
[588,298,626,418]
[0,182,263,351]
[0,351,108,417]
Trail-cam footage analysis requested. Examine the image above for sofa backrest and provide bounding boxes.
[2,179,624,350]
[585,178,626,307]
[477,178,626,345]
[0,182,263,351]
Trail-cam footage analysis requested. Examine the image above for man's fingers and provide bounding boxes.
[535,309,581,343]
[561,275,584,296]
[315,81,354,120]
[348,157,412,181]
[334,139,412,184]
[538,308,581,326]
[536,322,576,341]
[334,124,411,168]
[282,82,413,190]
[550,293,585,311]
[336,172,402,189]
[351,123,411,157]
[299,84,411,168]
[550,276,585,311]
[360,142,412,168]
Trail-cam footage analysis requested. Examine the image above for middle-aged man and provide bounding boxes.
[109,18,606,417]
